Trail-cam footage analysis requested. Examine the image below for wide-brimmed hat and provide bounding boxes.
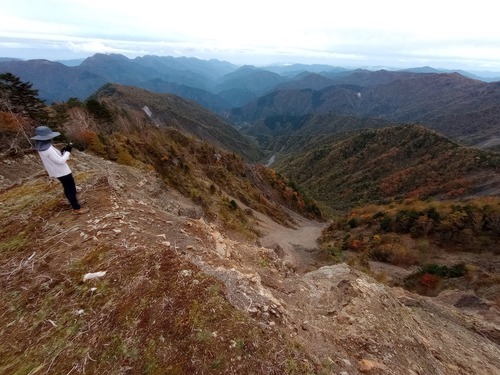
[31,126,60,140]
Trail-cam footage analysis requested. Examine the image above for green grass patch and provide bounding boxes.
[0,231,28,254]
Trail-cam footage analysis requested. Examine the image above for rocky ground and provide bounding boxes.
[1,150,499,374]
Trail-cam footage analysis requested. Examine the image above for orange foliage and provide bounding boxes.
[76,129,98,146]
[256,165,321,219]
[349,239,364,251]
[419,273,439,290]
[380,168,413,196]
[0,111,21,132]
[445,187,467,198]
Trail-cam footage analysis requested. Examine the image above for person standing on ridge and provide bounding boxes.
[31,125,89,215]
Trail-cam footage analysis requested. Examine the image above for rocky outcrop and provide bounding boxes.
[194,250,500,374]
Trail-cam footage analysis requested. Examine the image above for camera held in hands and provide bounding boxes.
[62,142,73,153]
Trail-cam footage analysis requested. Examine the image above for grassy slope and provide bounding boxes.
[0,95,323,373]
[65,98,322,227]
[1,95,500,374]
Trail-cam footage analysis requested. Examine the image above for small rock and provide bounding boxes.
[179,270,192,277]
[358,359,375,372]
[83,271,107,282]
[358,359,386,373]
[342,358,352,367]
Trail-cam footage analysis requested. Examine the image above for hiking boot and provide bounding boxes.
[73,207,90,215]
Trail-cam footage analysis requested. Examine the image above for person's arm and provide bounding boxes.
[46,145,71,165]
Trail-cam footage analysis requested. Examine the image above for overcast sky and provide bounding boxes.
[1,0,500,71]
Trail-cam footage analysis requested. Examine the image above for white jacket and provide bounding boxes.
[38,145,72,178]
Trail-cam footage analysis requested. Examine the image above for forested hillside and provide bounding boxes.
[231,72,500,148]
[88,83,264,162]
[272,125,500,211]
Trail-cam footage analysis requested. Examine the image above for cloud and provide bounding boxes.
[65,40,127,55]
[1,0,500,70]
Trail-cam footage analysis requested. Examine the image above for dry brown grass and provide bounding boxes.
[0,154,318,375]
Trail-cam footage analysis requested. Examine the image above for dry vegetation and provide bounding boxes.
[273,125,500,212]
[0,152,317,374]
[320,197,500,301]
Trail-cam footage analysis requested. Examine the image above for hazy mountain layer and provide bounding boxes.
[231,72,500,147]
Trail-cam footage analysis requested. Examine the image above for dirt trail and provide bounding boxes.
[253,208,328,272]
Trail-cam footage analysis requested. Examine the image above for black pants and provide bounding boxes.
[58,173,80,210]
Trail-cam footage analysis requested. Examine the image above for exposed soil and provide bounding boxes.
[253,207,327,272]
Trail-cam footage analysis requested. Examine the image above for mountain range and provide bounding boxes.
[2,53,500,150]
[231,72,500,148]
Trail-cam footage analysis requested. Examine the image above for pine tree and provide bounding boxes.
[0,72,48,122]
